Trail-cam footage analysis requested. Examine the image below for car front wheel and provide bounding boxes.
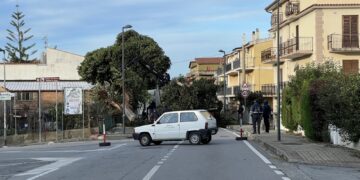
[139,133,151,146]
[189,132,201,145]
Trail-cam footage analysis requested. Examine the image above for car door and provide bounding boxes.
[179,112,199,139]
[154,112,180,140]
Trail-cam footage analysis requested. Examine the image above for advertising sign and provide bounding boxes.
[64,88,82,115]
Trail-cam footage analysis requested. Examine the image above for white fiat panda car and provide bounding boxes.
[133,110,218,146]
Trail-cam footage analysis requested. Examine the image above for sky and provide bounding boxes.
[0,0,273,78]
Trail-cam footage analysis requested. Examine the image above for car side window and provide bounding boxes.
[159,113,178,124]
[180,112,198,122]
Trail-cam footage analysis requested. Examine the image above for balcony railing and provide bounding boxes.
[328,34,360,53]
[285,0,300,17]
[217,86,241,97]
[271,13,283,27]
[261,82,287,96]
[280,37,313,59]
[233,60,240,69]
[226,63,232,72]
[261,48,277,64]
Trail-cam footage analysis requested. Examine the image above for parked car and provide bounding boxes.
[133,110,218,146]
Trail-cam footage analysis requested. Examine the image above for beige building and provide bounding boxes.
[263,0,360,112]
[217,30,274,110]
[187,57,223,81]
[0,48,84,81]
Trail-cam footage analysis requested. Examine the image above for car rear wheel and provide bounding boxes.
[189,132,201,145]
[153,141,162,145]
[139,133,151,146]
[201,135,211,144]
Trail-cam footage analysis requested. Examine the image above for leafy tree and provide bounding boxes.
[78,30,171,116]
[161,77,221,111]
[5,4,37,62]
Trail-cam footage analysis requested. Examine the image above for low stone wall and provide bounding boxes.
[0,128,98,146]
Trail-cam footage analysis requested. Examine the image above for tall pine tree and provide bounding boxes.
[5,4,37,62]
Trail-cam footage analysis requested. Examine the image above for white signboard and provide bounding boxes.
[0,92,15,101]
[64,88,83,115]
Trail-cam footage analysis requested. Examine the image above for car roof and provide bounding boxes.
[163,109,207,114]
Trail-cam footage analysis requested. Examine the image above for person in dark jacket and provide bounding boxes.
[262,100,272,133]
[251,100,263,134]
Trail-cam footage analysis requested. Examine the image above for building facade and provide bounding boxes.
[0,48,92,135]
[216,30,274,113]
[187,57,223,81]
[263,0,360,113]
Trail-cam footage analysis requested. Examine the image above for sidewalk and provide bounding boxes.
[228,125,360,168]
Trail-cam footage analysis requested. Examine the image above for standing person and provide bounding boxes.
[251,100,262,134]
[237,102,245,126]
[262,100,272,133]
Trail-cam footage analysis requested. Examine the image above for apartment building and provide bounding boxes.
[263,0,360,111]
[187,57,223,81]
[217,30,274,110]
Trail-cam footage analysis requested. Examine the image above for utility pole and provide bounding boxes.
[121,25,132,134]
[0,49,6,146]
[276,0,281,141]
[218,50,226,121]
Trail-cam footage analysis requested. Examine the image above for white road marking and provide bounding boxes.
[15,157,82,180]
[269,165,277,169]
[282,177,291,180]
[274,170,284,175]
[142,143,181,180]
[143,165,160,180]
[0,143,126,153]
[243,140,272,164]
[27,168,57,180]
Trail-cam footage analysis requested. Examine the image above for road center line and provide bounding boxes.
[142,165,160,180]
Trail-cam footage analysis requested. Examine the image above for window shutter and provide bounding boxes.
[343,15,351,48]
[350,15,359,48]
[343,60,359,75]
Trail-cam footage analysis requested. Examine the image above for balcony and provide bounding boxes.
[285,0,300,21]
[280,37,313,59]
[271,12,283,27]
[261,82,287,97]
[226,60,240,76]
[261,48,277,64]
[217,86,241,97]
[328,34,360,53]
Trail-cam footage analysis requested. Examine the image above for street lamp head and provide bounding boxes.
[122,24,132,29]
[0,48,4,53]
[218,49,225,54]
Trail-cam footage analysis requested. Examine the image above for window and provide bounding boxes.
[180,112,198,122]
[159,113,178,124]
[16,92,33,101]
[343,60,359,75]
[343,15,359,48]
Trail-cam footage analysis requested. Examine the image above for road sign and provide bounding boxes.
[0,92,14,100]
[241,90,249,98]
[242,83,249,91]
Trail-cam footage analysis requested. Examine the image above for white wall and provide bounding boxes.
[0,48,84,81]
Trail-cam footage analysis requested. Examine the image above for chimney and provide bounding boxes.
[252,31,256,42]
[256,28,260,41]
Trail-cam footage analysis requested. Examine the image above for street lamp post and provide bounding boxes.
[276,0,281,141]
[219,50,226,122]
[122,24,132,134]
[0,48,6,146]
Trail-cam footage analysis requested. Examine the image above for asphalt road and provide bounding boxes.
[0,129,289,180]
